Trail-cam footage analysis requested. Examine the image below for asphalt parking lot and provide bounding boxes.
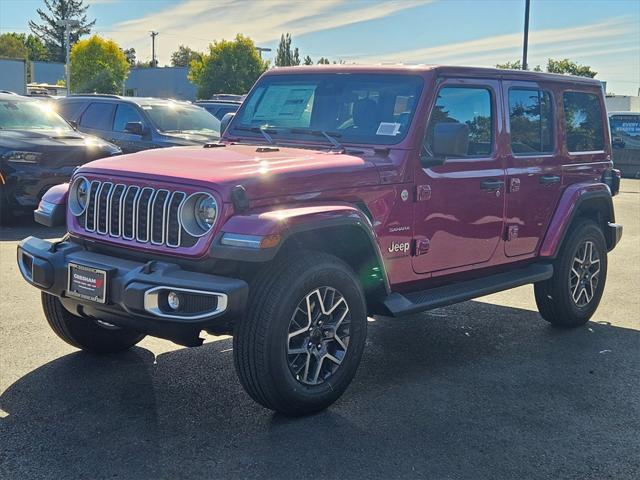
[1,180,638,480]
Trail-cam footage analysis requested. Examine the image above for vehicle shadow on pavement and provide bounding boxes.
[1,301,639,480]
[0,217,65,242]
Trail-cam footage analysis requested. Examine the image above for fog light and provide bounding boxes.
[167,291,180,310]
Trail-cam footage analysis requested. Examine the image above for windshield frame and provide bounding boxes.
[142,103,221,137]
[227,72,425,147]
[0,98,74,132]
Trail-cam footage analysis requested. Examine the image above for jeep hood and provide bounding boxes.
[79,143,381,200]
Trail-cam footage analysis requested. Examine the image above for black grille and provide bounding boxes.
[79,181,198,248]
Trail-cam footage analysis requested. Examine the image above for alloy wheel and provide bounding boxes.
[286,287,351,386]
[569,240,601,308]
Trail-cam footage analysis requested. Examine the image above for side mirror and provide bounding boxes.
[220,112,235,135]
[124,121,144,136]
[432,122,469,158]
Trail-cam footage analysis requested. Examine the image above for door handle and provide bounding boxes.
[539,175,561,185]
[480,179,505,191]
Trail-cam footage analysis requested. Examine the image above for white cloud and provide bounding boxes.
[350,16,638,66]
[102,0,430,64]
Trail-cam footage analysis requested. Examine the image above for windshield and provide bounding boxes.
[609,114,640,150]
[143,104,221,137]
[230,73,424,146]
[0,99,73,131]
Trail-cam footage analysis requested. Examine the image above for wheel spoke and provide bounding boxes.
[333,332,347,351]
[310,355,324,384]
[288,345,308,355]
[325,353,342,366]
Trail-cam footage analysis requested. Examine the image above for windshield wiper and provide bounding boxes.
[289,129,345,152]
[234,125,276,145]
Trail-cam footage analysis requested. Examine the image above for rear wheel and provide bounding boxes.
[233,251,367,416]
[42,292,145,353]
[535,221,608,327]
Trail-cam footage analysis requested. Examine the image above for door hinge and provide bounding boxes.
[416,184,431,202]
[509,177,520,193]
[413,238,430,256]
[506,225,519,242]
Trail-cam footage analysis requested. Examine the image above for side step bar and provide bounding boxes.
[382,263,553,317]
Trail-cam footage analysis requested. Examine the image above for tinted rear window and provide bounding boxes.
[563,92,604,152]
[56,101,86,120]
[80,102,116,131]
[509,88,554,154]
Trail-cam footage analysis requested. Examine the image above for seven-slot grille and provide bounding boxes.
[80,180,197,248]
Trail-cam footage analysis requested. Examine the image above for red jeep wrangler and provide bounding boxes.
[18,66,622,415]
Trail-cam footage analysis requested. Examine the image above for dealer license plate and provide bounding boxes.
[67,263,107,304]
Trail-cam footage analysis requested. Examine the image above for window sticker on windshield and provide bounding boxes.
[376,122,401,136]
[253,85,315,125]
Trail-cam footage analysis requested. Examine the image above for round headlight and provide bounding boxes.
[180,192,218,237]
[69,176,90,216]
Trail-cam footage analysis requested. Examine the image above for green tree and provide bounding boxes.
[70,35,129,93]
[303,55,313,65]
[496,58,595,77]
[122,47,136,67]
[189,34,268,97]
[0,34,29,59]
[275,33,301,66]
[29,0,95,62]
[317,57,330,65]
[546,58,597,77]
[495,60,541,71]
[170,45,201,67]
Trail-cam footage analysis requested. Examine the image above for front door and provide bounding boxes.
[502,81,563,257]
[412,79,506,275]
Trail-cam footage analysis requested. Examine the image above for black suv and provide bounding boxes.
[56,95,221,154]
[195,94,243,120]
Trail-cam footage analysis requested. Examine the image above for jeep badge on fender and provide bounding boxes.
[18,65,622,416]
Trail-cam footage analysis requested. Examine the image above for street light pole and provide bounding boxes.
[522,0,531,70]
[256,46,271,59]
[56,19,80,95]
[150,31,159,67]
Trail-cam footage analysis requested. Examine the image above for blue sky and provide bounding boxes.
[1,0,638,94]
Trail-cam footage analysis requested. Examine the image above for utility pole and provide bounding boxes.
[522,0,531,70]
[256,46,271,59]
[150,31,159,67]
[56,19,80,95]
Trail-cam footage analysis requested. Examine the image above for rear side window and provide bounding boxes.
[426,86,493,156]
[113,103,143,132]
[563,92,604,152]
[508,89,554,154]
[80,102,116,131]
[56,101,85,121]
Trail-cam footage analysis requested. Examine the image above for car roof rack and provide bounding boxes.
[67,93,122,98]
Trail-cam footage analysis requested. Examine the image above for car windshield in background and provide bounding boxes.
[0,99,72,131]
[232,74,424,145]
[609,114,640,150]
[143,104,221,136]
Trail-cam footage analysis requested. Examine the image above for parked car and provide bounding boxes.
[608,111,640,178]
[19,65,622,416]
[0,93,120,223]
[195,94,244,120]
[55,95,221,154]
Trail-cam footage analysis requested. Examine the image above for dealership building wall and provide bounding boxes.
[30,61,65,85]
[605,95,640,113]
[0,58,27,94]
[125,67,198,101]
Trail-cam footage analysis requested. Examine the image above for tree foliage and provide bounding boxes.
[70,35,129,94]
[275,33,300,67]
[317,57,330,65]
[122,47,136,67]
[171,45,202,67]
[0,34,29,59]
[303,55,313,65]
[496,58,596,77]
[29,0,95,62]
[189,34,268,98]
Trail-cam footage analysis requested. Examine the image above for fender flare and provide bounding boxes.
[210,203,390,294]
[539,182,616,258]
[34,183,68,227]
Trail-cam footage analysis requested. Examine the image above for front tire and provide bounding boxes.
[534,220,608,327]
[42,292,145,353]
[233,251,367,416]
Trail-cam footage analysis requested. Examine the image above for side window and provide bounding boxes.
[563,91,604,152]
[508,88,554,154]
[113,103,143,132]
[426,86,493,156]
[79,102,116,131]
[56,101,85,121]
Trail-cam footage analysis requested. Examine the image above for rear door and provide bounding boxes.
[502,81,562,257]
[412,78,506,274]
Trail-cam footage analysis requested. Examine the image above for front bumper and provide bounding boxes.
[17,236,248,346]
[2,165,75,211]
[607,222,623,251]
